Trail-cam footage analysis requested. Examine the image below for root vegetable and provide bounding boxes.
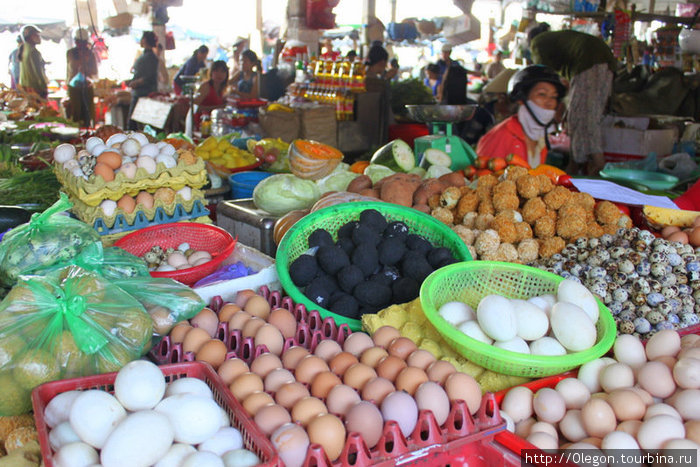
[347,175,373,194]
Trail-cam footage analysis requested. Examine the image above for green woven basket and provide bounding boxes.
[276,201,473,331]
[420,261,617,378]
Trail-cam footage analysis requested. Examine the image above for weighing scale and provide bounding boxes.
[406,105,478,171]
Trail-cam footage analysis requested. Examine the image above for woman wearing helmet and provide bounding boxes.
[476,65,566,168]
[18,25,48,98]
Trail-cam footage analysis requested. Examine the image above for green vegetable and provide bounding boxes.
[423,148,451,168]
[253,174,321,216]
[370,139,415,172]
[0,167,61,211]
[426,164,452,179]
[363,164,395,184]
[390,78,436,117]
[316,165,360,193]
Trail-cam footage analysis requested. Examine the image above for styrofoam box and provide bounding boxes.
[602,115,678,157]
[193,242,280,303]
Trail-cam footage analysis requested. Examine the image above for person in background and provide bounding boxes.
[155,44,170,93]
[389,57,400,81]
[346,50,357,62]
[173,45,208,95]
[18,25,48,98]
[424,63,442,97]
[485,50,505,80]
[193,60,229,124]
[8,35,22,90]
[126,31,159,130]
[66,28,98,127]
[528,26,617,175]
[231,37,249,75]
[365,44,397,81]
[229,50,259,99]
[476,65,566,168]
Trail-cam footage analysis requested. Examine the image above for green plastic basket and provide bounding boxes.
[420,261,616,378]
[276,201,473,331]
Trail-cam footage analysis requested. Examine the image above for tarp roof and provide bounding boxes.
[0,17,70,42]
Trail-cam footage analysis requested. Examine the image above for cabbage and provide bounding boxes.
[253,174,321,216]
[363,164,395,184]
[316,166,360,194]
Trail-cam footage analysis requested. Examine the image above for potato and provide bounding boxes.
[359,188,380,198]
[380,175,421,207]
[413,179,447,206]
[347,175,373,194]
[439,172,466,187]
[413,204,431,214]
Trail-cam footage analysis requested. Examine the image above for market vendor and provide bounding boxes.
[126,31,159,130]
[476,65,566,168]
[229,50,259,99]
[528,26,617,175]
[66,28,98,127]
[365,44,398,81]
[173,45,209,95]
[193,60,229,124]
[18,25,48,99]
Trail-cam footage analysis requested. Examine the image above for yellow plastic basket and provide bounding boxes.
[420,261,617,378]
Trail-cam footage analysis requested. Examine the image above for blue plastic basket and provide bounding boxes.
[229,171,273,199]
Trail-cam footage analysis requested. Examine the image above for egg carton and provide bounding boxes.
[92,199,210,237]
[149,287,352,366]
[54,157,208,207]
[31,361,280,467]
[69,189,206,228]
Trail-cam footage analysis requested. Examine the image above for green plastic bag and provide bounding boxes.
[0,266,152,415]
[32,242,150,280]
[0,193,100,287]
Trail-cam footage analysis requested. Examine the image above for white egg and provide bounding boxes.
[156,154,177,169]
[154,444,197,467]
[137,156,157,174]
[222,449,260,467]
[120,162,138,179]
[69,390,126,448]
[527,294,556,316]
[511,299,549,341]
[613,334,647,369]
[49,421,81,451]
[140,143,160,158]
[501,386,533,423]
[198,427,243,456]
[438,301,475,326]
[165,377,213,399]
[100,410,174,467]
[156,141,168,149]
[71,167,86,179]
[550,302,597,352]
[529,337,566,356]
[637,415,686,450]
[557,279,599,323]
[156,264,177,272]
[577,357,617,393]
[55,442,99,467]
[100,199,118,217]
[129,132,149,146]
[159,143,176,157]
[187,251,212,265]
[105,133,128,147]
[114,360,166,411]
[181,452,224,467]
[457,320,493,345]
[168,251,190,268]
[85,136,104,153]
[559,410,587,443]
[494,336,530,354]
[555,378,591,409]
[218,406,230,428]
[601,431,640,450]
[90,143,107,156]
[477,295,517,341]
[177,186,193,201]
[63,159,80,172]
[45,390,82,428]
[178,243,191,252]
[121,138,142,157]
[53,143,76,163]
[155,394,222,444]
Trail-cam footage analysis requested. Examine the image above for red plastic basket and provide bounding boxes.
[114,222,236,286]
[31,361,279,467]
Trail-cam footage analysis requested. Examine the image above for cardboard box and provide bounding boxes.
[602,115,678,159]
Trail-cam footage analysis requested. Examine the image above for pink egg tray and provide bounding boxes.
[149,286,352,366]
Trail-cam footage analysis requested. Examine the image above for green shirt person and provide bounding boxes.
[18,25,48,98]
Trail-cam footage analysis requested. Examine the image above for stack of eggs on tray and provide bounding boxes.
[439,279,600,355]
[499,330,700,455]
[44,361,260,467]
[166,290,483,467]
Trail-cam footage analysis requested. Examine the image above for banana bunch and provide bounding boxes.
[195,136,257,169]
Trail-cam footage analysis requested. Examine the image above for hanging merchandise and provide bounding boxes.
[306,0,339,30]
[612,9,632,59]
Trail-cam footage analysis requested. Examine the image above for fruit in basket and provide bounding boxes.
[289,139,343,180]
[0,374,32,416]
[195,136,257,169]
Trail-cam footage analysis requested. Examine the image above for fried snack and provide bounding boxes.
[428,193,442,210]
[475,213,494,231]
[522,197,547,224]
[431,207,454,226]
[460,186,474,196]
[496,243,518,262]
[587,222,605,238]
[603,223,620,235]
[456,191,479,217]
[452,225,476,245]
[440,186,462,209]
[517,239,540,263]
[544,209,558,221]
[516,175,540,199]
[539,236,566,258]
[543,186,573,210]
[558,202,587,220]
[474,229,500,256]
[462,212,478,229]
[477,173,498,190]
[515,222,533,241]
[493,180,517,197]
[536,174,554,194]
[493,193,519,212]
[556,215,587,240]
[573,192,596,211]
[493,210,519,223]
[534,215,556,238]
[476,184,492,201]
[504,166,529,181]
[491,217,518,244]
[478,199,495,215]
[595,200,623,225]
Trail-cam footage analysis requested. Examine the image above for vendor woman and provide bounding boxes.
[476,65,565,168]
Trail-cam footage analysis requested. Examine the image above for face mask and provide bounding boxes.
[518,100,556,141]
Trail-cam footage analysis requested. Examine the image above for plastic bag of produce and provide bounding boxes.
[32,242,150,280]
[0,193,100,287]
[0,266,152,415]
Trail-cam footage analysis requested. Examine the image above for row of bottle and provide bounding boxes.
[306,57,366,92]
[292,84,354,121]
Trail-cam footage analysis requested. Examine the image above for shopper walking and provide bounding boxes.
[8,35,22,90]
[18,25,48,98]
[66,28,98,127]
